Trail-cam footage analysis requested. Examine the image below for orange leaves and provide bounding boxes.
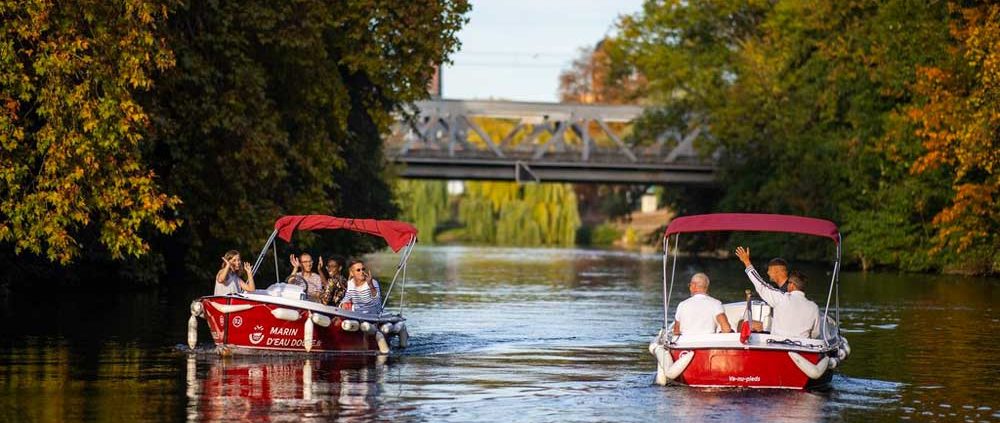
[0,0,179,264]
[906,3,1000,256]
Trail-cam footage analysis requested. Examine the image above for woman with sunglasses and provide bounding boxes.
[339,258,382,314]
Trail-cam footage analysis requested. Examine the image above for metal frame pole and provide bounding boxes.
[251,229,278,277]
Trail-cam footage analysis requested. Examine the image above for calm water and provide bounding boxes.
[1,245,998,422]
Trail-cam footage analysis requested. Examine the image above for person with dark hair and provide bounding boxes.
[735,246,820,338]
[766,257,790,292]
[339,258,382,314]
[320,255,348,306]
[214,250,255,295]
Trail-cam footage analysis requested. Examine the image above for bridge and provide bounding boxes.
[387,99,716,185]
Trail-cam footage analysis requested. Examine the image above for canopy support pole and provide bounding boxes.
[381,237,417,313]
[251,229,278,277]
[273,239,279,285]
[664,234,679,331]
[822,233,842,345]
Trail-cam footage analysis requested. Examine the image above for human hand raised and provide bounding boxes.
[289,254,300,271]
[735,246,752,268]
[243,262,252,275]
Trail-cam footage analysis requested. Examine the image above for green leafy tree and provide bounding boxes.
[0,0,180,264]
[612,0,987,271]
[396,180,448,243]
[145,0,469,271]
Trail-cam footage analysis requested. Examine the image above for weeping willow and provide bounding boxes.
[458,197,495,243]
[463,181,580,247]
[395,180,448,243]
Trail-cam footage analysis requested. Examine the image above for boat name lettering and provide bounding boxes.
[265,337,319,348]
[728,375,761,383]
[269,327,298,337]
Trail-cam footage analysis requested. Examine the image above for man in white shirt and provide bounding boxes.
[735,246,820,338]
[672,273,734,336]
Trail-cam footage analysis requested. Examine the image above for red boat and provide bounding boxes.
[649,213,851,389]
[187,215,418,355]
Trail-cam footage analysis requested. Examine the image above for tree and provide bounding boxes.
[905,3,1000,273]
[144,0,469,272]
[612,0,976,270]
[559,38,647,105]
[0,0,180,264]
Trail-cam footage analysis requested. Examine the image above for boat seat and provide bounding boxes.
[723,301,772,333]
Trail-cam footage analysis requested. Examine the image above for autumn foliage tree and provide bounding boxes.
[0,0,470,283]
[0,1,180,265]
[906,3,1000,272]
[609,0,998,273]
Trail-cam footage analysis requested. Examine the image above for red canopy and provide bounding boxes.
[274,215,418,252]
[663,213,839,244]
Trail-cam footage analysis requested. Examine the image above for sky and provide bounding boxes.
[441,0,645,103]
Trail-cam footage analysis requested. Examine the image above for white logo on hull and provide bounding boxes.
[232,316,243,328]
[249,325,265,345]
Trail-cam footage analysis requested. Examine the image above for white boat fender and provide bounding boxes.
[788,351,830,379]
[208,302,254,314]
[648,328,665,354]
[652,344,672,386]
[187,315,198,350]
[190,300,204,318]
[360,321,376,334]
[380,323,394,335]
[828,357,839,369]
[842,338,851,356]
[375,331,390,354]
[837,347,847,360]
[341,319,360,332]
[311,313,332,328]
[652,346,694,385]
[188,300,203,350]
[398,323,409,348]
[271,308,300,321]
[304,314,314,352]
[665,350,694,380]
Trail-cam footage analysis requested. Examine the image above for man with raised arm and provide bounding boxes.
[735,246,820,338]
[672,273,733,336]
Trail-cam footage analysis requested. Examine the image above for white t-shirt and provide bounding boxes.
[214,272,243,296]
[674,293,726,335]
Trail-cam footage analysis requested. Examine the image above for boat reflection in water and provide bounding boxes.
[186,354,390,421]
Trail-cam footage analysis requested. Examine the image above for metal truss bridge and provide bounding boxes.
[387,99,716,185]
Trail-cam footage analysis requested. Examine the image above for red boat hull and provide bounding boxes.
[199,296,395,354]
[668,348,831,389]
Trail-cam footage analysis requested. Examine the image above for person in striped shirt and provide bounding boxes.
[339,258,382,314]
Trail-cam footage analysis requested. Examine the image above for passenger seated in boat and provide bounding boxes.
[735,246,820,338]
[320,255,348,306]
[214,250,255,295]
[286,253,324,302]
[765,257,790,292]
[672,273,733,336]
[339,258,382,314]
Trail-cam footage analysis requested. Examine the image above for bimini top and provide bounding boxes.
[274,215,418,252]
[664,213,839,244]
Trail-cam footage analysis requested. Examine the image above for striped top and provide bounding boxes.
[339,278,382,314]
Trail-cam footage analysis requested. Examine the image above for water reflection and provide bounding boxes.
[0,245,998,422]
[186,355,389,422]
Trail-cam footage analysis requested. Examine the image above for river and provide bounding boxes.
[1,245,998,422]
